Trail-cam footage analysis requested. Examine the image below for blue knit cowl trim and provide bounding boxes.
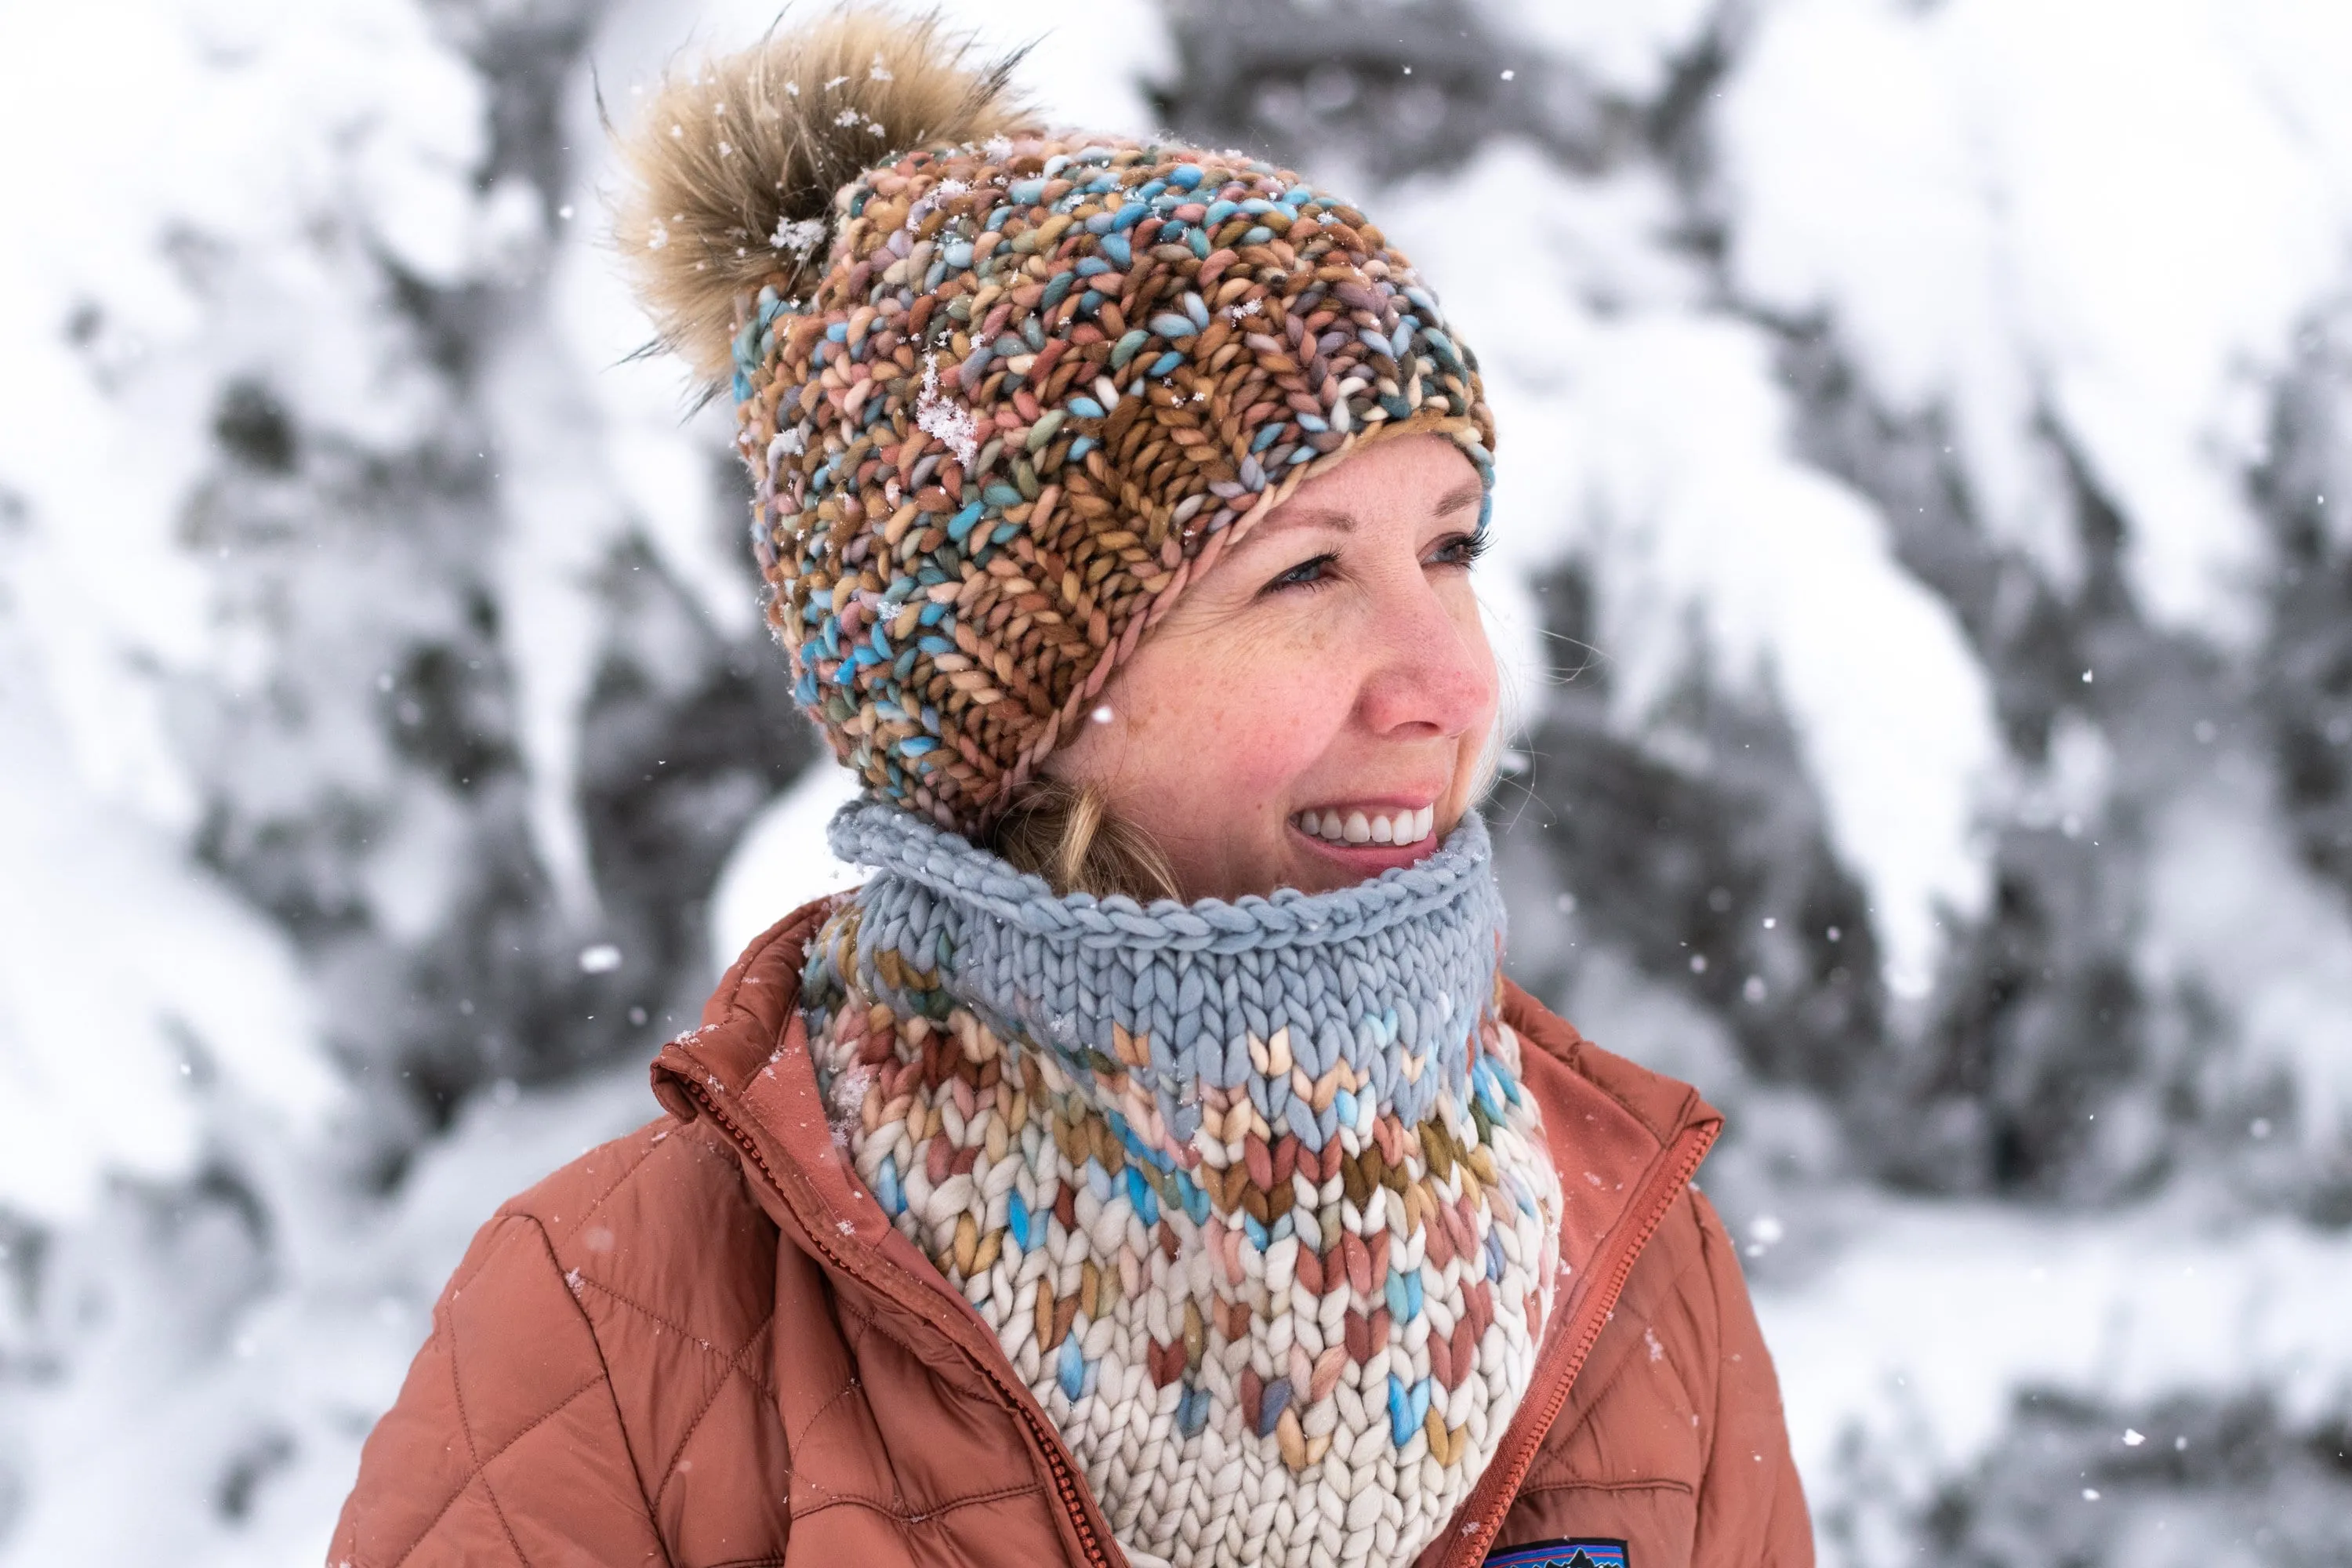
[816,798,1509,1156]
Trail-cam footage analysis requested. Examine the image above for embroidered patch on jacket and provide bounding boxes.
[1486,1541,1629,1568]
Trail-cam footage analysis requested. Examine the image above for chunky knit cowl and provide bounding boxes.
[803,803,1562,1568]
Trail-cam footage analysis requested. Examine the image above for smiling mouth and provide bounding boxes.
[1290,804,1435,848]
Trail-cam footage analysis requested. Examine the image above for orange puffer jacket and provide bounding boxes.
[331,901,1811,1568]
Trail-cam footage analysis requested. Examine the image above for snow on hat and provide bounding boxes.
[616,7,1494,835]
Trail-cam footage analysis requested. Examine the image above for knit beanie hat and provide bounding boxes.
[616,9,1496,836]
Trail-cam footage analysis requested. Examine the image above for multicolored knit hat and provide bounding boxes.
[617,10,1495,835]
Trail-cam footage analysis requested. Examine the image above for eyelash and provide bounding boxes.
[1436,528,1490,568]
[1265,529,1489,593]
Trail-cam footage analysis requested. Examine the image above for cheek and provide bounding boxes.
[1067,617,1352,833]
[1131,660,1345,804]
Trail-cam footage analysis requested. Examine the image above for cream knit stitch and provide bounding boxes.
[804,804,1563,1568]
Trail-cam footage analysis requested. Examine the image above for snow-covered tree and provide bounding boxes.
[2,0,2346,1560]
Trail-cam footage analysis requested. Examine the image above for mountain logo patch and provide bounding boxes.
[1485,1541,1629,1568]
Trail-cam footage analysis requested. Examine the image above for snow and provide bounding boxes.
[1719,0,2352,639]
[2140,777,2352,1142]
[917,353,985,466]
[1759,1198,2352,1520]
[1472,0,1716,101]
[5,0,2352,1559]
[481,312,639,918]
[0,1053,656,1567]
[0,0,482,1219]
[708,760,866,971]
[0,624,333,1220]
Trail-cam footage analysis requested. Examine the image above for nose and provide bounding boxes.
[1354,570,1497,742]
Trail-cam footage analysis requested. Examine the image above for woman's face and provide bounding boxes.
[1048,434,1499,901]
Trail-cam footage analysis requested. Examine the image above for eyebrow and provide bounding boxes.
[1247,481,1485,540]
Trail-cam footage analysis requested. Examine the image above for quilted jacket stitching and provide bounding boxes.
[769,1298,1032,1523]
[516,1213,678,1568]
[389,1377,605,1568]
[389,1218,670,1567]
[1617,1203,1710,1426]
[806,1301,916,1515]
[1694,1193,1737,1481]
[793,1479,1048,1526]
[779,1364,865,1458]
[442,1211,521,1302]
[653,1308,783,1509]
[1512,1476,1699,1498]
[572,1272,780,1401]
[440,1283,534,1566]
[1541,1203,1710,1464]
[519,1127,671,1249]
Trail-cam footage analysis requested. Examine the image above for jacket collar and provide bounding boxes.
[652,897,1722,1568]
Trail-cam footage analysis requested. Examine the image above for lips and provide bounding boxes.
[1290,803,1435,848]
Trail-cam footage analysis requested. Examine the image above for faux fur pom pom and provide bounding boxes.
[611,6,1029,386]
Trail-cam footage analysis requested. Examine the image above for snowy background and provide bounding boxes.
[3,0,2349,1561]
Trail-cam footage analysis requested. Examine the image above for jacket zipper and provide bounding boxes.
[677,1076,1120,1568]
[1436,1119,1719,1568]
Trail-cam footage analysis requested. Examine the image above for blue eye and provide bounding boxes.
[1430,529,1489,568]
[1266,553,1335,593]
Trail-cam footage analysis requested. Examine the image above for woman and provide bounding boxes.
[331,11,1809,1567]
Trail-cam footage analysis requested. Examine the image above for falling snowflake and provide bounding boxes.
[916,354,980,466]
[836,107,862,128]
[869,53,893,82]
[771,216,826,255]
[905,177,970,232]
[646,220,670,252]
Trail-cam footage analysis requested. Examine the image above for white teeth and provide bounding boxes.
[1292,804,1437,847]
